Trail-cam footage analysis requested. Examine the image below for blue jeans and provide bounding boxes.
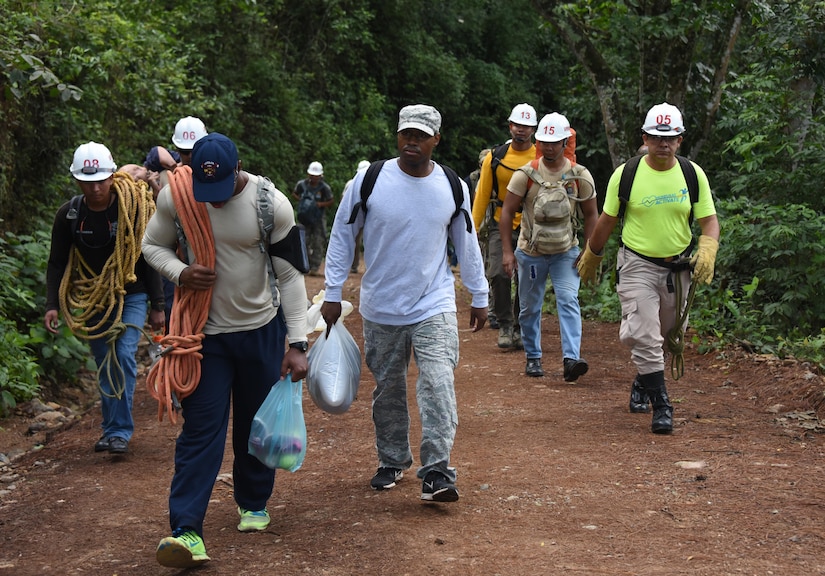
[87,292,147,441]
[363,313,459,483]
[515,246,583,361]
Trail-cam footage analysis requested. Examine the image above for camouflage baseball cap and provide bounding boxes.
[397,104,441,136]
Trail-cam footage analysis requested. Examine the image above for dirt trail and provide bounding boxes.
[1,272,824,575]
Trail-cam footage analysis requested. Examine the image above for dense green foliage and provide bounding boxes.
[0,0,823,410]
[0,226,94,415]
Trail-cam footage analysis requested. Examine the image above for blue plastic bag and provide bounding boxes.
[248,374,307,472]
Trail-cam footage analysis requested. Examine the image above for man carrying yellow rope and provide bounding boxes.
[44,142,165,455]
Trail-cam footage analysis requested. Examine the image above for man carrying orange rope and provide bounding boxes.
[142,133,309,569]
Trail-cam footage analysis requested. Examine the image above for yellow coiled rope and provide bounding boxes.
[58,172,155,398]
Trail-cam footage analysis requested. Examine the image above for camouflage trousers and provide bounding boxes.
[363,313,459,483]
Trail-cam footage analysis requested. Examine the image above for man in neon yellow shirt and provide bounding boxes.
[577,103,720,434]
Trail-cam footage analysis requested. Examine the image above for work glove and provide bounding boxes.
[689,235,719,285]
[576,240,603,285]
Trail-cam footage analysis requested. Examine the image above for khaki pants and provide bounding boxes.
[616,247,690,375]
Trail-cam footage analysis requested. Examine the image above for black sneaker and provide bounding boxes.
[563,358,589,382]
[421,472,459,502]
[525,358,544,377]
[370,467,403,490]
[108,437,129,454]
[94,436,110,452]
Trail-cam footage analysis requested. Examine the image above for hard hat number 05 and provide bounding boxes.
[655,114,672,125]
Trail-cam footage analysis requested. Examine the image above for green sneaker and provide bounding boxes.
[156,529,210,568]
[237,507,271,532]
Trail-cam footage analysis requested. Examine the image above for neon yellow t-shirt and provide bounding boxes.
[602,158,715,258]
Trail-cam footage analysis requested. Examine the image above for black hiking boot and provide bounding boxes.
[628,376,651,413]
[638,371,673,434]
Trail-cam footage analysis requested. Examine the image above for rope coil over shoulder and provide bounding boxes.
[145,166,215,423]
[59,172,154,399]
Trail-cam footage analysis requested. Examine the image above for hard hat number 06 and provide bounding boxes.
[181,131,198,141]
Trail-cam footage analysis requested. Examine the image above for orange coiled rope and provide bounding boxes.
[146,166,215,423]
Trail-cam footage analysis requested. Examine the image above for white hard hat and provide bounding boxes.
[357,160,370,171]
[307,161,323,176]
[642,102,685,135]
[171,116,208,150]
[69,142,117,182]
[535,113,572,143]
[508,103,538,127]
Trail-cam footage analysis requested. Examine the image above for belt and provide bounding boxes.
[625,246,691,270]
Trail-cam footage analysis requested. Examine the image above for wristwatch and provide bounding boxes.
[289,341,309,353]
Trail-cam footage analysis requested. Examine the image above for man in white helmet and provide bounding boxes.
[152,116,209,327]
[171,116,208,166]
[44,142,166,455]
[576,102,720,434]
[500,112,598,382]
[471,103,539,351]
[292,161,334,275]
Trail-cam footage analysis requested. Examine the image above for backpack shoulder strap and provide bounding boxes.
[442,164,472,233]
[347,159,387,224]
[521,158,543,192]
[256,176,280,306]
[489,142,511,199]
[256,176,276,251]
[617,154,644,221]
[676,155,699,224]
[66,194,83,237]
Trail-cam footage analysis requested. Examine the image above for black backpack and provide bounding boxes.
[346,160,472,233]
[296,181,323,226]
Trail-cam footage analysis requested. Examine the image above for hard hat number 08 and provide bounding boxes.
[83,159,100,168]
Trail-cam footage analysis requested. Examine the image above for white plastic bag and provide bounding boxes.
[306,321,361,414]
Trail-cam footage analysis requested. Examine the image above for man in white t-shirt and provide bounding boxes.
[321,104,488,504]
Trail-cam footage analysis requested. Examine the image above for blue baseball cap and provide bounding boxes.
[191,133,238,202]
